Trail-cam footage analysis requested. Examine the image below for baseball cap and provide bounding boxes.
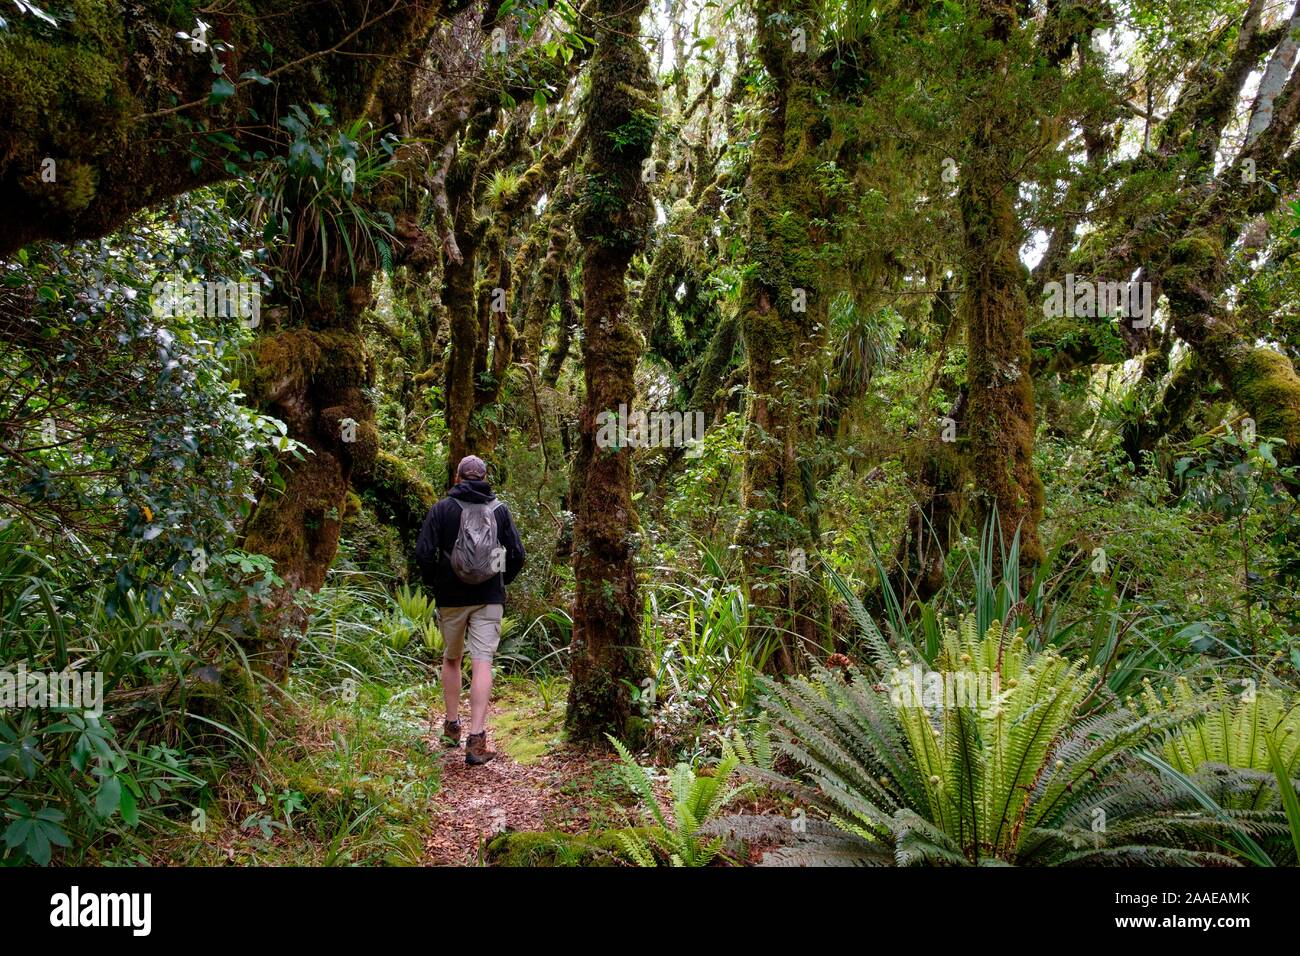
[457,455,488,480]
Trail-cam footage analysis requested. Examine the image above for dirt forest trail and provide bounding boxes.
[420,683,622,865]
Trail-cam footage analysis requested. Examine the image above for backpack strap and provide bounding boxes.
[440,498,464,560]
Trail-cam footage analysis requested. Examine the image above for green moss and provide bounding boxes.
[491,681,565,765]
[485,828,659,867]
[0,0,135,211]
[315,329,373,389]
[249,328,372,404]
[368,450,434,522]
[340,503,408,580]
[249,329,323,401]
[1232,346,1300,453]
[343,491,362,518]
[1166,230,1226,289]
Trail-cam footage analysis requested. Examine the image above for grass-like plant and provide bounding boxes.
[641,580,777,725]
[251,104,400,295]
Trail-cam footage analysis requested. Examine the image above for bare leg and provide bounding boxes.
[469,658,493,734]
[442,656,462,723]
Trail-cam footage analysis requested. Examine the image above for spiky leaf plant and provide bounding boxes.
[607,736,751,867]
[1150,681,1300,804]
[393,583,435,625]
[1144,680,1300,863]
[251,104,399,296]
[745,617,1262,865]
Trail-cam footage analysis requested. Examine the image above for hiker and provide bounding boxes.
[415,455,525,765]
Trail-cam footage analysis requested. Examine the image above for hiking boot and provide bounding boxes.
[441,718,462,748]
[465,731,496,766]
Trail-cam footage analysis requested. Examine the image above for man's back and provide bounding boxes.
[419,456,524,766]
[415,476,525,607]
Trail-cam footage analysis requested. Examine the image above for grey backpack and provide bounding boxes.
[449,500,504,584]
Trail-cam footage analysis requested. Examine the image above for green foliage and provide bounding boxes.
[660,412,746,555]
[0,190,286,612]
[607,735,749,866]
[8,0,1300,875]
[746,614,1279,865]
[252,104,400,294]
[639,576,776,758]
[605,109,658,153]
[1266,731,1300,863]
[297,574,441,686]
[1151,681,1300,815]
[0,516,283,864]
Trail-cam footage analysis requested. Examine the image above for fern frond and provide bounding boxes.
[891,809,968,866]
[615,830,657,867]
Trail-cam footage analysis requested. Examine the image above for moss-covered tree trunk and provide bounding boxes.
[442,189,480,487]
[542,268,578,388]
[958,2,1045,569]
[1046,0,1300,484]
[689,309,741,421]
[733,0,829,674]
[522,215,571,374]
[564,0,657,745]
[1166,229,1300,468]
[881,392,968,614]
[241,279,378,680]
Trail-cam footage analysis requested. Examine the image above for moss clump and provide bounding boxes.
[19,158,98,214]
[1165,230,1226,290]
[343,491,362,518]
[367,451,435,526]
[340,503,407,580]
[1230,345,1300,457]
[1169,231,1224,270]
[485,828,660,867]
[0,1,135,168]
[249,329,323,402]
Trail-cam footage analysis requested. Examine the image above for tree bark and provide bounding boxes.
[543,268,579,388]
[565,0,657,746]
[241,279,378,680]
[959,1,1045,568]
[1165,230,1300,467]
[733,0,833,673]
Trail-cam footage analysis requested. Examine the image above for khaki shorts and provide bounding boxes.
[437,603,504,662]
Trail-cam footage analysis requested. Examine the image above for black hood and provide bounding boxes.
[449,479,496,504]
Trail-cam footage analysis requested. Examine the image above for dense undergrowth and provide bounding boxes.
[3,269,1298,863]
[4,459,1298,866]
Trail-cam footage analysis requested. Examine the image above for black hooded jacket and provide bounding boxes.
[414,479,526,607]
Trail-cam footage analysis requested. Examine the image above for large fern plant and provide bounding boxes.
[1144,680,1300,862]
[1151,681,1300,801]
[608,736,750,867]
[735,617,1264,865]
